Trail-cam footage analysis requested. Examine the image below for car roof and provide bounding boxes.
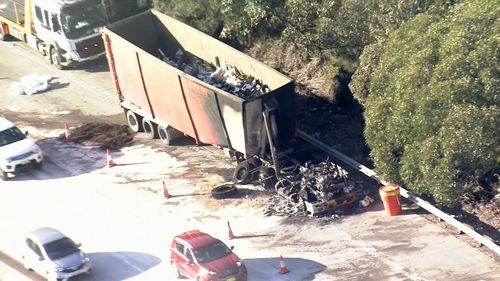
[175,230,218,249]
[0,117,14,131]
[30,227,67,244]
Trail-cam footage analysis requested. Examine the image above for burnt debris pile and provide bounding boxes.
[264,159,359,217]
[158,48,270,100]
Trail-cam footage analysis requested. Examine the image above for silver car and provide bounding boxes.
[22,227,91,281]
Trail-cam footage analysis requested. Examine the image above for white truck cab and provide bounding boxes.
[1,0,150,68]
[0,117,43,180]
[29,0,107,68]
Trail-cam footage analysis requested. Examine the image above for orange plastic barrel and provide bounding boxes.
[379,185,401,216]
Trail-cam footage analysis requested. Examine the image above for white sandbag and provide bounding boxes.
[12,73,53,95]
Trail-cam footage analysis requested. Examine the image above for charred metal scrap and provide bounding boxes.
[263,159,359,217]
[158,48,270,100]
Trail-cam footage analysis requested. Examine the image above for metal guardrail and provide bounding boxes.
[298,130,500,256]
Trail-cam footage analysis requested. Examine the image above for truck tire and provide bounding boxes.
[233,162,251,184]
[158,125,180,145]
[259,167,276,190]
[126,110,143,132]
[142,119,158,139]
[211,184,238,199]
[0,28,9,41]
[50,47,64,70]
[0,170,8,180]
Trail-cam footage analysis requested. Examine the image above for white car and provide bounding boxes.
[0,117,43,180]
[22,227,92,281]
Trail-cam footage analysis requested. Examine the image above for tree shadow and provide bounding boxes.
[71,251,161,281]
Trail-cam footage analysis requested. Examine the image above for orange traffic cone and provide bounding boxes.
[64,123,73,141]
[162,180,171,198]
[278,255,289,274]
[106,148,115,168]
[227,221,235,240]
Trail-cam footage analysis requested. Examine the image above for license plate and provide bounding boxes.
[21,160,30,165]
[226,277,236,281]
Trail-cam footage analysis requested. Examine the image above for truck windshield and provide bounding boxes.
[60,0,107,39]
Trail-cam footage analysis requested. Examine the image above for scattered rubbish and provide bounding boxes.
[359,196,374,207]
[264,159,361,217]
[158,48,270,100]
[9,73,52,95]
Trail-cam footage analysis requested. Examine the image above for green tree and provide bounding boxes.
[152,0,222,35]
[366,0,499,206]
[349,0,459,104]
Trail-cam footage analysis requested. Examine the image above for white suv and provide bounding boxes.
[0,117,43,180]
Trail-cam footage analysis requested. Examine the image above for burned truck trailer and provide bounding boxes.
[102,10,296,178]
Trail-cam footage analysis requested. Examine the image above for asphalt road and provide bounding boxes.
[1,40,499,281]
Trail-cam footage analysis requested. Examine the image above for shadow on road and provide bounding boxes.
[72,251,161,281]
[244,257,326,281]
[67,57,110,73]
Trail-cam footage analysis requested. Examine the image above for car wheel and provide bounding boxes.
[21,256,31,271]
[211,184,238,199]
[171,262,183,279]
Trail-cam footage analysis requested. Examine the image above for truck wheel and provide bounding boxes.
[142,119,158,139]
[0,31,8,41]
[158,125,180,145]
[50,47,64,70]
[233,162,251,184]
[126,110,143,132]
[0,170,8,181]
[259,167,276,190]
[211,184,238,199]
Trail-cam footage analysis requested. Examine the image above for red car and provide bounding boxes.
[170,230,248,281]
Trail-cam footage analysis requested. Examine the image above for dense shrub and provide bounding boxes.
[366,0,499,206]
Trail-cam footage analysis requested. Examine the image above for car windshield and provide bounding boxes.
[0,127,25,147]
[193,241,231,263]
[60,0,107,39]
[43,237,79,260]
